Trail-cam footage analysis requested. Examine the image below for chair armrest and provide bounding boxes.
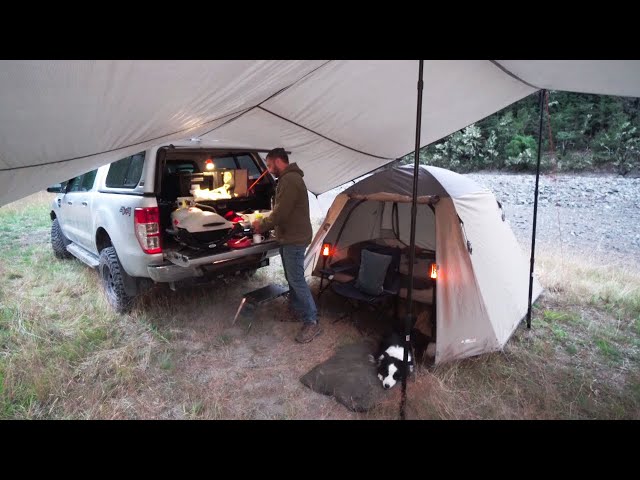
[320,262,358,276]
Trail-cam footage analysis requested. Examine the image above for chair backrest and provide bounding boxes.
[362,244,401,290]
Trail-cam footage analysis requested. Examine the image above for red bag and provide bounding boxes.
[227,237,251,249]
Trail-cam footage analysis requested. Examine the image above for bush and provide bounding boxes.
[397,91,640,175]
[505,135,538,171]
[594,121,640,175]
[558,150,594,171]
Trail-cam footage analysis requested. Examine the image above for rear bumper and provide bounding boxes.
[147,262,202,283]
[147,242,280,283]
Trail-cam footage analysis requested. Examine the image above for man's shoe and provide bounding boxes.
[295,323,322,343]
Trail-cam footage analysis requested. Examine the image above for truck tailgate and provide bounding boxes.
[165,240,280,268]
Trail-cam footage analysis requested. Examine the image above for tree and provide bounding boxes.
[398,91,640,174]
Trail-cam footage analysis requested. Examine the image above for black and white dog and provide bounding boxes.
[369,332,414,390]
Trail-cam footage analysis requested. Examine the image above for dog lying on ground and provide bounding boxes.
[371,332,412,390]
[368,328,432,390]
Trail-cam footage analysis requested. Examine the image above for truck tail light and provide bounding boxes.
[134,207,162,254]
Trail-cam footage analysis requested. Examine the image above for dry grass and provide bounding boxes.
[359,249,640,420]
[1,191,55,213]
[1,191,639,419]
[536,250,640,320]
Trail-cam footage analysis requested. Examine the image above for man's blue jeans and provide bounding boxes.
[280,245,318,325]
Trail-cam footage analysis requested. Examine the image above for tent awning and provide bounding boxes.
[1,60,639,206]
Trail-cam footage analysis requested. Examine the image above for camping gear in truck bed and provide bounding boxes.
[177,169,248,200]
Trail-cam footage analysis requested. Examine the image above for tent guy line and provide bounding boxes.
[489,61,541,90]
[196,60,335,138]
[257,106,394,161]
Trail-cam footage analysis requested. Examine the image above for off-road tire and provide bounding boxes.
[51,218,73,259]
[99,246,133,313]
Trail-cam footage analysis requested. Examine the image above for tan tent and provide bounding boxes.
[1,60,640,207]
[305,165,542,365]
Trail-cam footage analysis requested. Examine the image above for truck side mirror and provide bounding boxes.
[47,181,68,193]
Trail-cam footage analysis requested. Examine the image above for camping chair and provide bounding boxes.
[317,240,377,298]
[317,260,359,299]
[330,244,402,333]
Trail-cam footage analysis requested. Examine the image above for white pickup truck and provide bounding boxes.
[48,139,281,312]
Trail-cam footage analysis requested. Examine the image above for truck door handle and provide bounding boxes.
[81,201,88,207]
[57,199,61,207]
[67,201,73,205]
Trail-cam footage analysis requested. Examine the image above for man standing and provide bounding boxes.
[253,147,321,344]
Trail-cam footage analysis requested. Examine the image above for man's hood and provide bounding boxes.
[279,162,304,179]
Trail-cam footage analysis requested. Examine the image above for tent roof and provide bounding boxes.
[342,164,486,199]
[1,60,639,206]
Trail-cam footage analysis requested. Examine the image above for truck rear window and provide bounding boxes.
[106,152,145,188]
[235,154,261,179]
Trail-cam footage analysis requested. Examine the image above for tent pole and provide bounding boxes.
[527,89,545,329]
[400,60,424,420]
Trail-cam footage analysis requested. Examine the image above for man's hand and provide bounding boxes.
[252,220,261,233]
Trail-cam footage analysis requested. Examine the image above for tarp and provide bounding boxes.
[1,60,639,206]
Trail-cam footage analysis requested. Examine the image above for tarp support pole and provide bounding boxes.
[527,89,545,329]
[400,60,424,420]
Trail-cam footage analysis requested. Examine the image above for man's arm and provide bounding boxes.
[256,175,298,232]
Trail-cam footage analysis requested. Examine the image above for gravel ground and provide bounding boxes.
[466,172,640,267]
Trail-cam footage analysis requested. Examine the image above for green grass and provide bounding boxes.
[551,325,568,340]
[158,352,174,371]
[183,401,205,419]
[565,343,578,355]
[0,192,169,418]
[595,337,623,362]
[543,309,581,325]
[1,191,640,419]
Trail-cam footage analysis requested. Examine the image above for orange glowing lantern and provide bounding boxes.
[430,263,439,280]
